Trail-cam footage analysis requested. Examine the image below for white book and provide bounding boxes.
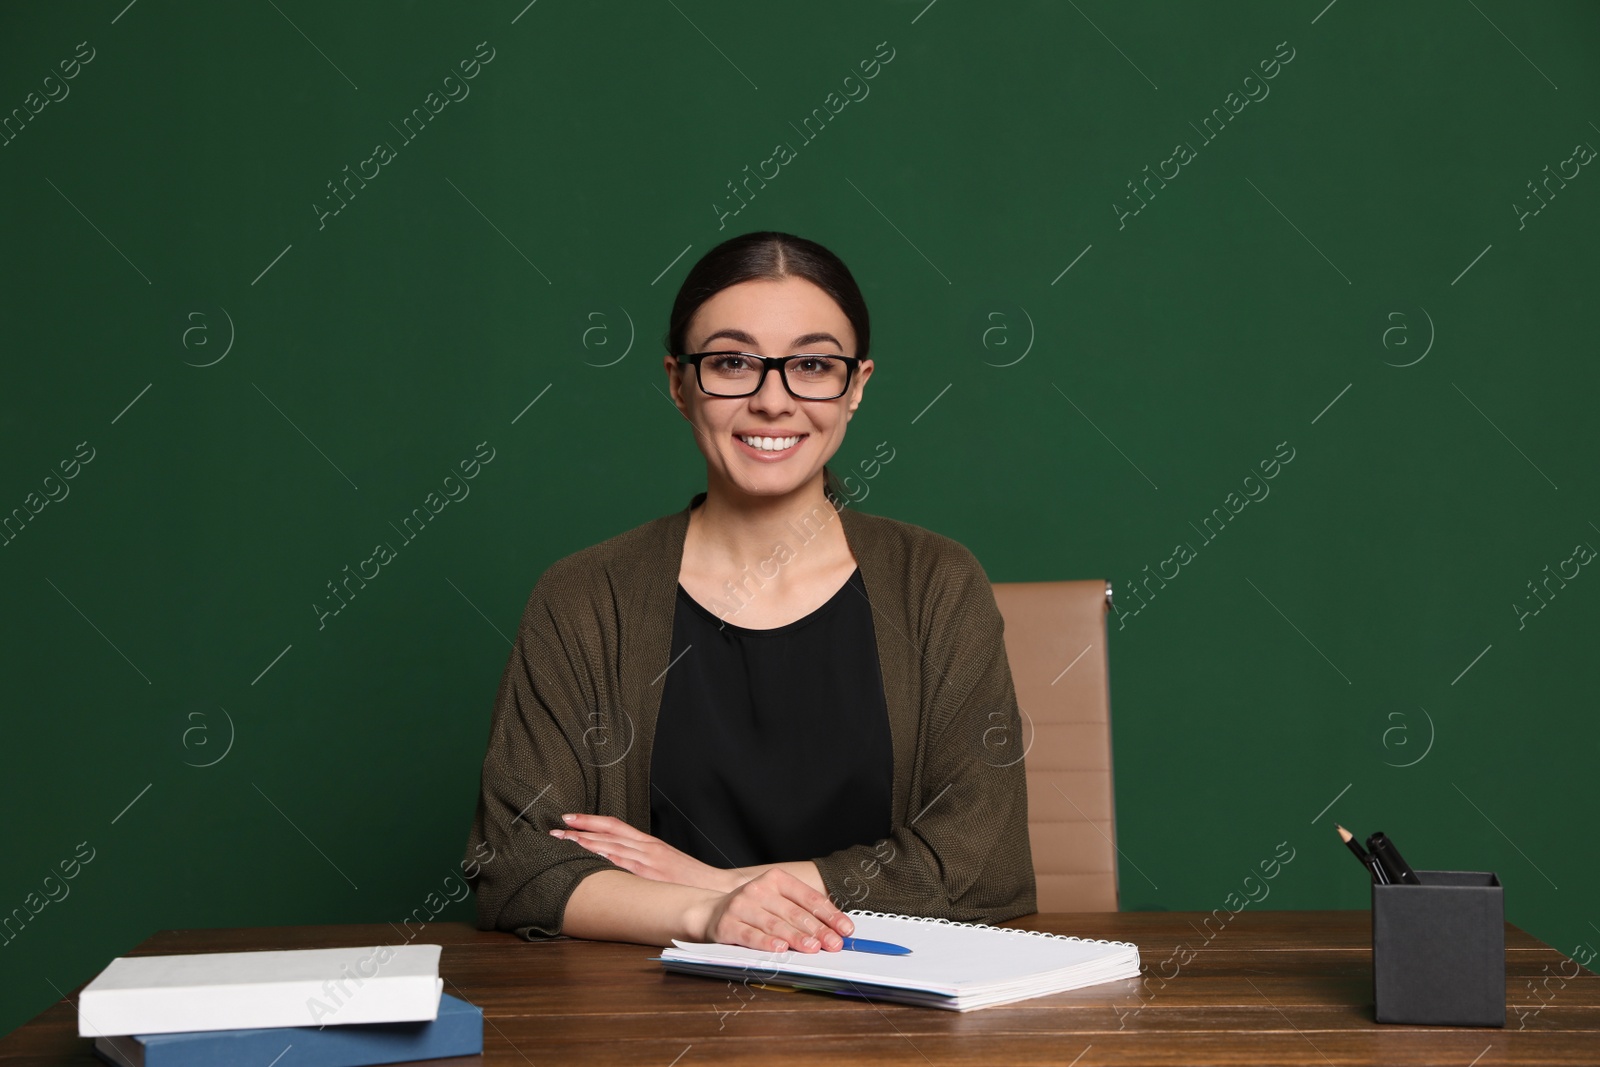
[77,944,443,1037]
[658,910,1140,1011]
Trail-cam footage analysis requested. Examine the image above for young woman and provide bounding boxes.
[463,232,1035,955]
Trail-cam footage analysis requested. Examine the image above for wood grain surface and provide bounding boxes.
[2,910,1593,1066]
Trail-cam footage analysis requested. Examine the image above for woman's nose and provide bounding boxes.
[750,365,796,410]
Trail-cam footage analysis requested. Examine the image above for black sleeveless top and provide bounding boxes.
[648,566,894,869]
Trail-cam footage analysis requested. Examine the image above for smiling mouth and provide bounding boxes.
[735,432,807,455]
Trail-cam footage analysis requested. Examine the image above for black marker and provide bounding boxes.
[1366,832,1421,885]
[1336,824,1389,884]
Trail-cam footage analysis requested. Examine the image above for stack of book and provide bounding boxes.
[77,943,482,1067]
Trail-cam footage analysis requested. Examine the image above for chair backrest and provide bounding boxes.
[990,579,1119,912]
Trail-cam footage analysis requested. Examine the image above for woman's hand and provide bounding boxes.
[690,869,855,953]
[551,814,738,893]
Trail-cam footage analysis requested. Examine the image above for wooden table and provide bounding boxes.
[3,911,1595,1065]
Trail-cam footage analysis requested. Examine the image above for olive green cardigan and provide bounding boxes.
[463,491,1036,940]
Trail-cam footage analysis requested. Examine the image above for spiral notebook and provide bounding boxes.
[656,910,1141,1011]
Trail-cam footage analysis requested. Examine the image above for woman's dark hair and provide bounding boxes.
[665,231,871,510]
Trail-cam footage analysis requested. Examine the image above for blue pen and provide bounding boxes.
[838,936,912,956]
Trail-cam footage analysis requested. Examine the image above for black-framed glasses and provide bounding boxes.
[675,352,860,400]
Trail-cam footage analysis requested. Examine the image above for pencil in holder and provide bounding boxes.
[1372,870,1505,1027]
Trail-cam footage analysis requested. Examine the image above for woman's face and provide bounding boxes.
[666,275,872,504]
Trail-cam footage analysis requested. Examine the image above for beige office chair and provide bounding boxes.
[991,579,1119,912]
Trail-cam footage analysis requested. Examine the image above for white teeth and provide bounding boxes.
[738,435,801,452]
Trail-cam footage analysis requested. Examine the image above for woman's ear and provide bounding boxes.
[845,359,873,417]
[664,355,691,415]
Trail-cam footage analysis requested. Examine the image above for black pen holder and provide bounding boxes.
[1372,870,1505,1027]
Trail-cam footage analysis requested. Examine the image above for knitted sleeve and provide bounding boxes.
[462,568,624,940]
[811,542,1038,922]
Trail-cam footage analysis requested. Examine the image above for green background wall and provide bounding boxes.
[3,0,1596,1036]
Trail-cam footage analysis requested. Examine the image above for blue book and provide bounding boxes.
[92,991,482,1067]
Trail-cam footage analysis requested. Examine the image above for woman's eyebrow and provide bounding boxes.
[790,331,844,350]
[697,328,844,351]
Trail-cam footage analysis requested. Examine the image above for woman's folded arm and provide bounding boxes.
[463,579,626,939]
